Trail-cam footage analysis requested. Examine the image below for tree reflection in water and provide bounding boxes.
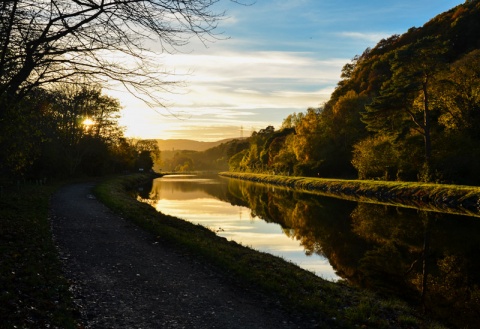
[225,178,480,328]
[143,175,480,328]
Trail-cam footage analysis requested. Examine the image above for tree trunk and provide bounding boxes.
[423,78,432,166]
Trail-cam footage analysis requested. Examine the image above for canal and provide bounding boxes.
[139,173,480,328]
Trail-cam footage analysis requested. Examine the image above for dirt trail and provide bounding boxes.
[50,183,317,328]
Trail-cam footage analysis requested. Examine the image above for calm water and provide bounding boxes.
[144,174,338,280]
[140,174,480,328]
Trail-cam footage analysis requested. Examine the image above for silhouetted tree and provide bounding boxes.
[0,0,236,109]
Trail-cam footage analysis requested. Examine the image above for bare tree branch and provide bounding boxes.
[0,0,235,110]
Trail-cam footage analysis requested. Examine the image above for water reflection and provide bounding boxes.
[147,175,338,280]
[142,174,480,328]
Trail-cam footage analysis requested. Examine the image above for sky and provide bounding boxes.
[112,0,464,142]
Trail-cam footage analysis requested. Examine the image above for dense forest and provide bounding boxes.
[2,1,480,184]
[169,0,480,185]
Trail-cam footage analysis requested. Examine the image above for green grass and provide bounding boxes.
[220,172,480,217]
[94,174,445,329]
[0,182,78,328]
[0,173,450,328]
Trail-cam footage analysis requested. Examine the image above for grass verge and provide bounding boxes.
[220,172,480,217]
[0,182,78,328]
[94,174,445,329]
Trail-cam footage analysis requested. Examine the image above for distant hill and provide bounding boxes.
[155,138,238,152]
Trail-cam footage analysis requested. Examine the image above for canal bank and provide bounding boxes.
[93,173,446,329]
[219,172,480,217]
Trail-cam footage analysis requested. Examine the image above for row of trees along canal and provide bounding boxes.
[160,1,480,186]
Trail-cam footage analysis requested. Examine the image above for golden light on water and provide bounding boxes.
[152,194,339,281]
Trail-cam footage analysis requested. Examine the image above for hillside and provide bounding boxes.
[151,1,480,181]
[155,138,237,152]
[226,0,480,184]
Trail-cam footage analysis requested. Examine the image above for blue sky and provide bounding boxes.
[115,0,463,141]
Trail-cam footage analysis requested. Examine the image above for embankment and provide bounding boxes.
[219,172,480,217]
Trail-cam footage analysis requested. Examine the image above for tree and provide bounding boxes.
[134,139,160,171]
[292,108,323,164]
[0,89,48,176]
[363,37,447,177]
[3,83,134,178]
[351,135,399,180]
[78,87,123,140]
[0,0,244,179]
[40,84,125,175]
[0,0,236,109]
[269,134,296,175]
[427,49,480,183]
[436,50,480,135]
[331,90,368,153]
[136,150,154,172]
[281,112,304,130]
[171,152,194,172]
[228,149,248,172]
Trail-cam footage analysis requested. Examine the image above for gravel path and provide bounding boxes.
[50,183,318,329]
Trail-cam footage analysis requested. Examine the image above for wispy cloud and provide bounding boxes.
[114,0,463,141]
[338,31,391,43]
[142,35,346,113]
[113,48,343,140]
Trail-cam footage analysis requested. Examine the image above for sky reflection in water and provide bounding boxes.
[152,177,338,281]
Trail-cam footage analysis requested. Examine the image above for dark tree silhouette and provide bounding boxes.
[0,0,236,108]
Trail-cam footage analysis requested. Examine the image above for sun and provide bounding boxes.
[82,118,95,126]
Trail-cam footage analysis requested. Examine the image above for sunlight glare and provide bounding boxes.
[82,118,95,126]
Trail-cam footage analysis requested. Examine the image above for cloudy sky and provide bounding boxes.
[112,0,463,142]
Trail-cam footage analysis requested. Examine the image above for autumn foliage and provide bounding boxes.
[228,1,480,184]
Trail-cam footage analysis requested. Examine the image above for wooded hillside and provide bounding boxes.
[224,0,480,184]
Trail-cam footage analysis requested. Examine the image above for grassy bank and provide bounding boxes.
[0,182,78,328]
[0,174,447,328]
[94,174,444,329]
[220,172,480,217]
